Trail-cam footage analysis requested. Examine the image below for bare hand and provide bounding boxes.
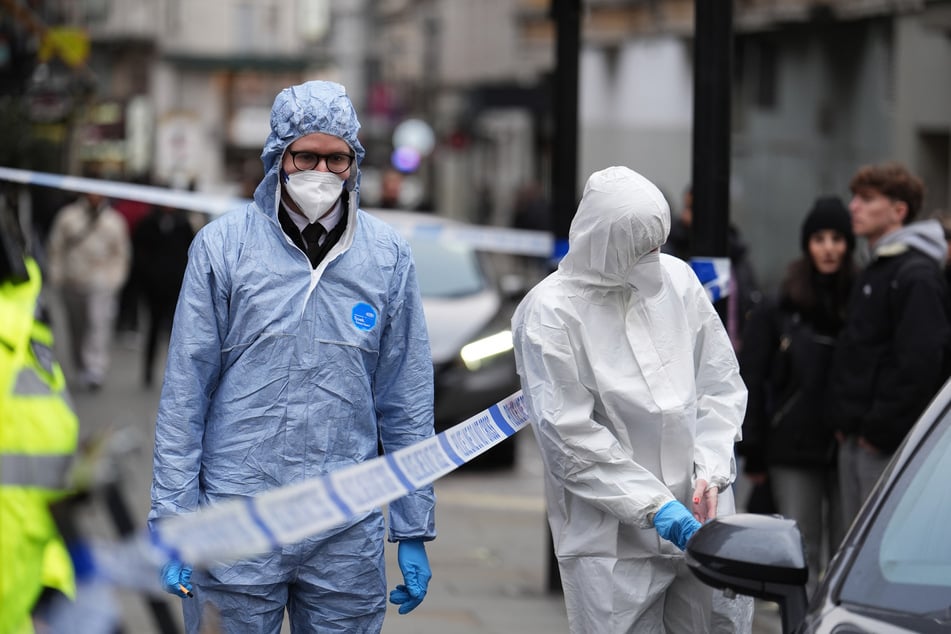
[691,479,718,523]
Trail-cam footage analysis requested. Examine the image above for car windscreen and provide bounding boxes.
[409,237,486,298]
[838,407,951,623]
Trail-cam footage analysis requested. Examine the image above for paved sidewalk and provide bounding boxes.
[382,458,570,633]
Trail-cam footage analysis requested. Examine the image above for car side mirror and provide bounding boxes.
[685,513,809,634]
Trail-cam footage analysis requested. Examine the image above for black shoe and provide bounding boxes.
[80,371,102,392]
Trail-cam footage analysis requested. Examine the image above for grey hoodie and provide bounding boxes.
[875,218,947,266]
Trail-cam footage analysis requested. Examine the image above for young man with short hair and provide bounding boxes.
[829,162,950,528]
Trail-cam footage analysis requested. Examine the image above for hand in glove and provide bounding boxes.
[653,500,702,551]
[160,560,194,598]
[389,539,431,614]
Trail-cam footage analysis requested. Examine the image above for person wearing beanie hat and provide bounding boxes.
[738,195,857,597]
[800,196,855,254]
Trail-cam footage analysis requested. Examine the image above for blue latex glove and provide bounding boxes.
[160,560,194,598]
[66,540,96,582]
[389,539,431,614]
[653,500,702,551]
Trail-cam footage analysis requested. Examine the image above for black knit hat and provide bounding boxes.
[800,196,854,253]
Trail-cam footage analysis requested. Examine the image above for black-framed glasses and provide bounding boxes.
[288,150,354,174]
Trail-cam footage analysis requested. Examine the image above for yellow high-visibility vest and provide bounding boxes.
[1,258,79,634]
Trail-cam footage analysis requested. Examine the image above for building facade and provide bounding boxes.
[6,0,951,287]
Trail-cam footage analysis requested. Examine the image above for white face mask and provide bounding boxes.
[284,170,345,223]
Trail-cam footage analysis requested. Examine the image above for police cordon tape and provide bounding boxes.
[0,166,732,303]
[689,257,732,303]
[146,390,530,568]
[39,389,532,634]
[0,166,555,258]
[0,166,246,217]
[0,166,732,298]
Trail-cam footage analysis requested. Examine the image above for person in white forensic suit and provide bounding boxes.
[511,166,752,633]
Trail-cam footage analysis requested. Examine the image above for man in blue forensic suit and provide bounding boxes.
[148,80,436,633]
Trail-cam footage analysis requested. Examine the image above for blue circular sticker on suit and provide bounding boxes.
[352,302,377,331]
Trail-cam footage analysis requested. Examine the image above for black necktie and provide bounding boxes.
[301,223,325,267]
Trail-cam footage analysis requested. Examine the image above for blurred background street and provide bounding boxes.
[2,0,950,294]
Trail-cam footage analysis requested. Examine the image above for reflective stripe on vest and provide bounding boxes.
[13,366,52,396]
[31,338,56,375]
[0,453,73,488]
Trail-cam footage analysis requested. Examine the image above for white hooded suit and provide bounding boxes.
[511,167,750,633]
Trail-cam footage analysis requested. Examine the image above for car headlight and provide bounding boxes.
[459,330,513,371]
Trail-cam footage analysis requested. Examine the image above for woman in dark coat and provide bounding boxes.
[739,196,856,596]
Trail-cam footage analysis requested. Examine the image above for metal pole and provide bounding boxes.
[550,0,581,253]
[545,0,581,594]
[691,0,733,267]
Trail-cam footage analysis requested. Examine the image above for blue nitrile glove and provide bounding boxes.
[653,500,702,551]
[67,540,97,582]
[389,539,431,614]
[160,560,194,598]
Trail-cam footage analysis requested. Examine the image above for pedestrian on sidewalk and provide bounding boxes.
[512,166,751,633]
[131,203,194,387]
[112,175,154,338]
[46,188,131,390]
[828,162,951,530]
[739,196,856,596]
[662,184,761,354]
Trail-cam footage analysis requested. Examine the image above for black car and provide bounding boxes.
[686,378,951,633]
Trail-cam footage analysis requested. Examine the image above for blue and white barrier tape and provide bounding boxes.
[0,166,554,257]
[0,167,743,270]
[0,166,248,217]
[149,390,529,567]
[367,209,554,258]
[689,257,732,303]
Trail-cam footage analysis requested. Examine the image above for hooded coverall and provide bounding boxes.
[511,166,748,633]
[148,81,436,633]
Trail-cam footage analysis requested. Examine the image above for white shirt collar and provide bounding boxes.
[281,197,343,235]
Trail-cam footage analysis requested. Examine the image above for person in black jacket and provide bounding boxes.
[131,204,195,387]
[829,162,951,530]
[663,185,761,353]
[740,196,856,595]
